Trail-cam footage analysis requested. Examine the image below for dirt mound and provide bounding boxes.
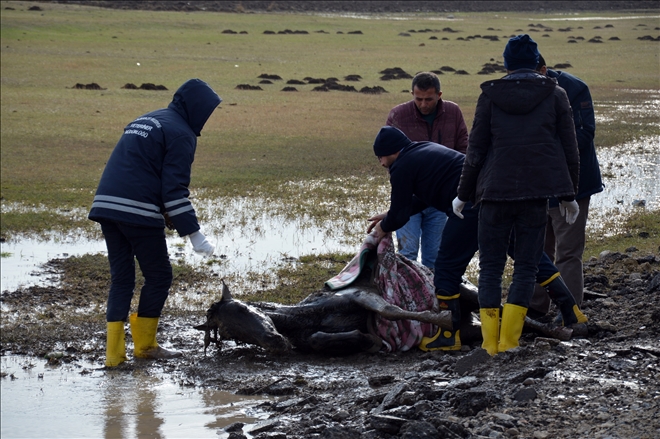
[70,82,106,90]
[121,83,168,90]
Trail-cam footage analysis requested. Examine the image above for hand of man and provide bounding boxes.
[366,212,386,234]
[559,200,579,225]
[189,230,215,257]
[452,197,466,219]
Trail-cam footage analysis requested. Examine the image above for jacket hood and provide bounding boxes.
[168,78,222,136]
[480,72,556,115]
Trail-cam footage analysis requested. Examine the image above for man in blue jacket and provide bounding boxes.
[528,55,604,321]
[89,78,221,367]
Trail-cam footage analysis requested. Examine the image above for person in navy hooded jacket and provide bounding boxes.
[89,78,221,367]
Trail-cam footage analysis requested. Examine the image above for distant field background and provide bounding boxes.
[1,0,659,239]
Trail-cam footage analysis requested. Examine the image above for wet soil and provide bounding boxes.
[2,246,659,438]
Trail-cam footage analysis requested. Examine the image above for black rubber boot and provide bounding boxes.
[542,275,588,326]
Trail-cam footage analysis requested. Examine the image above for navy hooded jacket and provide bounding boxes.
[88,79,222,237]
[547,68,603,207]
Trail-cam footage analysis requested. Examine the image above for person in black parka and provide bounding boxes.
[454,35,580,355]
[89,78,221,367]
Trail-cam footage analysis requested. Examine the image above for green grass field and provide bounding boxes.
[1,1,659,239]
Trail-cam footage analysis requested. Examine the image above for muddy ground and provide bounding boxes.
[2,245,659,438]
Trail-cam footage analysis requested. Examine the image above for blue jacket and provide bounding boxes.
[89,79,221,236]
[547,69,603,207]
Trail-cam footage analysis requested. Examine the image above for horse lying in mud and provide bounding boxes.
[194,236,573,356]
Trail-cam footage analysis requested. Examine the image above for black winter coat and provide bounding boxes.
[380,142,465,233]
[457,71,579,204]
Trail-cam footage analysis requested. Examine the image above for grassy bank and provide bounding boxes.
[1,1,659,239]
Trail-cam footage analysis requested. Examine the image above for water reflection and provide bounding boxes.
[588,136,660,236]
[102,371,165,439]
[0,356,271,439]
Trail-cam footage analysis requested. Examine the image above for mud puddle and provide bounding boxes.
[0,355,272,438]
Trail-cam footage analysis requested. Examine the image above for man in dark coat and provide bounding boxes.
[454,35,580,354]
[89,78,221,367]
[368,126,479,351]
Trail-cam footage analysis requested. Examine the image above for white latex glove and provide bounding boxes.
[188,230,215,257]
[559,200,579,225]
[452,197,467,219]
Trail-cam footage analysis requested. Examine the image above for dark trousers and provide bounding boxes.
[100,221,173,322]
[478,200,548,309]
[508,239,561,284]
[433,202,480,295]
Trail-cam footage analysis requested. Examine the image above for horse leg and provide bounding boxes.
[337,288,452,329]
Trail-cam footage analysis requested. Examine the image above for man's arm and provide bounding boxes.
[457,93,491,201]
[555,89,580,194]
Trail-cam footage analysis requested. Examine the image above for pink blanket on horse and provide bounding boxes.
[325,233,438,352]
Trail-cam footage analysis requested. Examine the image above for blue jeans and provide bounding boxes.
[100,221,173,322]
[478,200,548,309]
[396,207,447,269]
[433,202,480,295]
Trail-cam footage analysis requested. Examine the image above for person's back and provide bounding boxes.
[456,34,579,355]
[90,79,221,236]
[461,70,579,203]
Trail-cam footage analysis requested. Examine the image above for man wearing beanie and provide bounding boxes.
[453,34,580,355]
[527,54,603,323]
[368,126,479,351]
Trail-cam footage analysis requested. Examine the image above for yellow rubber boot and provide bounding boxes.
[419,293,461,351]
[498,303,528,353]
[105,321,127,367]
[130,313,182,359]
[479,308,500,356]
